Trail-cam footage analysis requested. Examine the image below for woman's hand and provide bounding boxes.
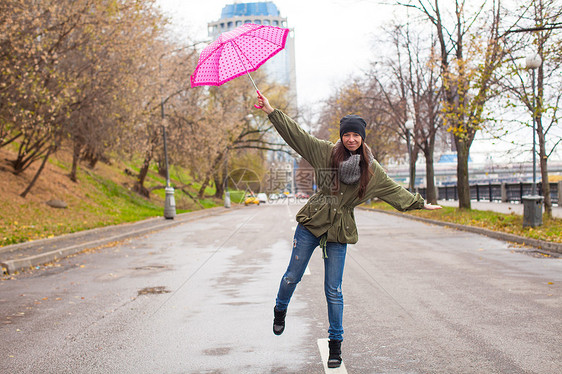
[256,91,274,114]
[423,203,442,210]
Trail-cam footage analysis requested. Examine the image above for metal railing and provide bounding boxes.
[418,181,561,205]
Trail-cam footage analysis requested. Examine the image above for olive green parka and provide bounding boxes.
[269,109,425,245]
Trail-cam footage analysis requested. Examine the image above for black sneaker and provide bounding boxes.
[273,306,286,335]
[327,339,342,368]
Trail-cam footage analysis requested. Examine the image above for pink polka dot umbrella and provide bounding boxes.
[190,23,289,107]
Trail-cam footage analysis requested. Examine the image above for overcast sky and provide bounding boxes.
[156,0,398,108]
[155,1,562,164]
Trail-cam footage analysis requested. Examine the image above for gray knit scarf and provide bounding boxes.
[337,142,375,185]
[339,153,362,184]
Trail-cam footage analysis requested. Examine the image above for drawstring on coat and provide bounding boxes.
[319,233,328,259]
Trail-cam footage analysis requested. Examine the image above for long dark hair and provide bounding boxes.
[330,141,374,199]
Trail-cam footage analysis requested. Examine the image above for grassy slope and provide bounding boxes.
[0,147,220,247]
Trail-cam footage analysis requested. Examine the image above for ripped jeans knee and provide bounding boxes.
[282,272,302,287]
[275,224,319,309]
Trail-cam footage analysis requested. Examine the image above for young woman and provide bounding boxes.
[256,93,441,368]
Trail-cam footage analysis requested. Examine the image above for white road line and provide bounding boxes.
[317,338,348,373]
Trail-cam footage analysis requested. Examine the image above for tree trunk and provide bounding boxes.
[81,146,99,169]
[70,139,82,182]
[214,173,224,199]
[10,133,50,175]
[424,148,437,205]
[157,156,167,179]
[135,148,153,198]
[198,152,225,199]
[197,174,212,199]
[455,138,471,209]
[20,146,54,198]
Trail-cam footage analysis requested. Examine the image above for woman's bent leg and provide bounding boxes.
[323,242,347,341]
[275,224,319,311]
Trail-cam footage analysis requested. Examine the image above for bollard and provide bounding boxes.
[501,183,507,202]
[522,195,542,227]
[224,191,231,208]
[164,186,176,219]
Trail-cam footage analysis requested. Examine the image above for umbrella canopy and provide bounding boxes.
[190,23,289,88]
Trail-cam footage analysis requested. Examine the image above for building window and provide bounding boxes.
[220,23,225,29]
[227,21,233,29]
[263,19,270,25]
[245,20,251,24]
[254,20,261,24]
[236,20,242,27]
[273,20,279,26]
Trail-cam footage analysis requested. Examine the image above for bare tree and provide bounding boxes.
[399,0,513,209]
[316,80,401,163]
[363,21,444,202]
[66,1,165,182]
[0,0,166,197]
[190,77,291,199]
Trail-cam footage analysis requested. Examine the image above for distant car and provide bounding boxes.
[296,192,310,199]
[268,193,279,201]
[244,195,260,206]
[257,193,268,203]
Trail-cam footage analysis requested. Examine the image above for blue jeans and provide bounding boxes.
[275,224,347,341]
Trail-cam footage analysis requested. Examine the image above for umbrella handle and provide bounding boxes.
[254,90,264,109]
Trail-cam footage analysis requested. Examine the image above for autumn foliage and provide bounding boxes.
[0,0,292,201]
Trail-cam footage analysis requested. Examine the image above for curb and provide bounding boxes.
[358,206,562,255]
[0,206,234,275]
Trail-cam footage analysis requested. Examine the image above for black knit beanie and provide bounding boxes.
[339,115,366,140]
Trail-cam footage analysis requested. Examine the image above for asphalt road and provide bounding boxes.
[1,202,561,373]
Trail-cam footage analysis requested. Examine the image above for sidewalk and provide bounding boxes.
[0,207,232,275]
[437,200,562,218]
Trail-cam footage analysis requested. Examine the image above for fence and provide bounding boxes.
[418,181,561,206]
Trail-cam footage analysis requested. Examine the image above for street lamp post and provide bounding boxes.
[162,98,176,219]
[405,119,415,192]
[158,53,176,220]
[223,149,230,208]
[522,53,542,227]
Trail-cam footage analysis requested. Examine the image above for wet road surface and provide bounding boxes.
[1,202,561,373]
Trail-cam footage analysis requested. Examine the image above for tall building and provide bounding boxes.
[208,2,297,106]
